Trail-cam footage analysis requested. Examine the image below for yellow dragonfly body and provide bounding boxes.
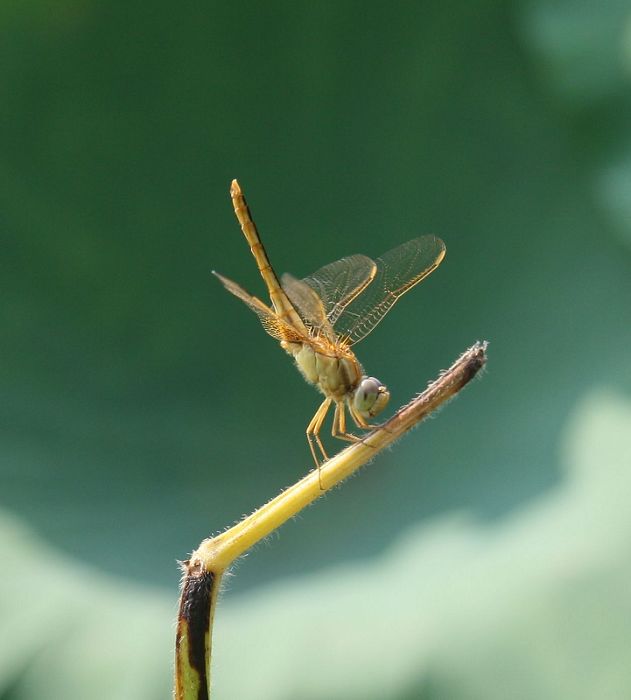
[213,180,446,466]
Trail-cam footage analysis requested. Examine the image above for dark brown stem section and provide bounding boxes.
[174,561,221,700]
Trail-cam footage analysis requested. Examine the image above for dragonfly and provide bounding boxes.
[213,180,446,472]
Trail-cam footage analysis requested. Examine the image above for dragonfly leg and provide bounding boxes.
[332,402,361,443]
[306,398,332,487]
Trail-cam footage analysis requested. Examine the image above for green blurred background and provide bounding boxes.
[2,1,631,698]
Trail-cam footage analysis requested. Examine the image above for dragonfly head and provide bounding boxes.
[353,377,390,420]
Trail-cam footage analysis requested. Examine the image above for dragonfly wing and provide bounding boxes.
[213,271,306,343]
[281,273,336,341]
[299,253,377,327]
[333,235,446,346]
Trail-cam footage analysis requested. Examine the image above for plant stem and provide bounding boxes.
[174,341,487,699]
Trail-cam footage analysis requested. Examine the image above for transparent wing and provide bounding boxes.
[213,271,307,343]
[281,273,336,341]
[296,253,377,327]
[333,235,446,346]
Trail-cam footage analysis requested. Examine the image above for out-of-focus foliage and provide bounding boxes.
[1,1,630,698]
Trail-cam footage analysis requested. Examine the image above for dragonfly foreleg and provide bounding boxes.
[348,403,381,431]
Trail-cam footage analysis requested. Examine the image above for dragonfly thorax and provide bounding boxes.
[352,376,390,419]
[286,340,363,401]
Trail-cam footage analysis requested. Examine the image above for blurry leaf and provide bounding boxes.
[0,512,172,699]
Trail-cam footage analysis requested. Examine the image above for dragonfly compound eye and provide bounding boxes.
[353,377,390,418]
